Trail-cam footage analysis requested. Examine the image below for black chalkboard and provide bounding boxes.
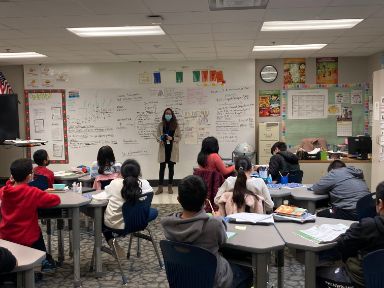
[0,94,19,143]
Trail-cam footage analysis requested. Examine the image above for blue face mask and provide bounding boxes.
[164,114,172,122]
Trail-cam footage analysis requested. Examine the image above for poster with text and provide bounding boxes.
[316,57,338,84]
[259,90,280,117]
[284,58,306,85]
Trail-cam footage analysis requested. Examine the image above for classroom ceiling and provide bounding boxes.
[0,0,384,64]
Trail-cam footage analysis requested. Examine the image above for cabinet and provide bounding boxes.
[258,122,279,164]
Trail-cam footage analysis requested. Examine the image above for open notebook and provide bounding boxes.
[226,213,274,225]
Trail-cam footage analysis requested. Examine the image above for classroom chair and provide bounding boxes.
[193,168,224,212]
[160,239,217,288]
[93,192,162,285]
[356,193,376,220]
[288,169,304,183]
[29,174,49,191]
[363,249,384,288]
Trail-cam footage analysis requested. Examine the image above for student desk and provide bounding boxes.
[275,217,355,288]
[0,239,45,288]
[290,187,329,213]
[54,172,88,185]
[268,188,292,207]
[225,223,285,288]
[40,192,91,287]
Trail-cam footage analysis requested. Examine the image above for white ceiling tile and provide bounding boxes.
[329,0,384,6]
[78,0,150,14]
[320,5,382,18]
[268,0,332,8]
[215,40,254,47]
[151,53,186,60]
[176,41,215,48]
[162,24,210,35]
[264,7,324,21]
[214,32,257,41]
[171,34,213,42]
[211,22,261,33]
[334,35,378,43]
[143,0,208,13]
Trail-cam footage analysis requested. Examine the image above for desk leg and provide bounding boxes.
[277,249,284,288]
[72,207,82,288]
[305,251,317,288]
[253,253,268,288]
[24,269,35,288]
[307,202,316,214]
[57,219,65,264]
[94,206,103,277]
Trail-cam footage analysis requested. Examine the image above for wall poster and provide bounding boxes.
[259,90,281,117]
[316,57,338,84]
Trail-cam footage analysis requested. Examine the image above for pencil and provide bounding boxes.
[206,199,215,213]
[279,171,283,177]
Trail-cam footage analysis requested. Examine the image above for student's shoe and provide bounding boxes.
[155,186,163,195]
[108,239,126,259]
[41,259,57,273]
[35,272,43,282]
[168,185,173,194]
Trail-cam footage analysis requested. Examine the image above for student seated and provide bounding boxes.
[0,247,17,273]
[319,181,384,287]
[215,156,274,215]
[313,160,369,221]
[102,159,157,258]
[161,175,253,288]
[33,149,55,188]
[268,141,302,183]
[0,159,61,272]
[91,145,122,190]
[197,136,235,177]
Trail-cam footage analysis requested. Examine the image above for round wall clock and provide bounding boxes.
[260,65,278,83]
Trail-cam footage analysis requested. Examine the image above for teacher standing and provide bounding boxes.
[155,108,181,195]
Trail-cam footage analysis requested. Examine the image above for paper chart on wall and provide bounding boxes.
[351,90,363,104]
[287,89,328,119]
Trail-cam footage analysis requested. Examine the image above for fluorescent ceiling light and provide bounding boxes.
[253,44,327,51]
[67,26,165,37]
[0,52,47,59]
[261,19,364,31]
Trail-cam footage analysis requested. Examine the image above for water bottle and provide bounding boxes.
[267,174,272,184]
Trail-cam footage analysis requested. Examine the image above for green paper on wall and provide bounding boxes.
[176,71,183,83]
[193,70,200,82]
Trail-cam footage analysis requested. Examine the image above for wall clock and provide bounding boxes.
[260,65,278,83]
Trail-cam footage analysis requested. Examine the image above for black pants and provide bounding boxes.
[31,232,54,262]
[317,207,358,221]
[159,162,175,186]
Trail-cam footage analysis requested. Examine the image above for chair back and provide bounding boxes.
[160,240,217,288]
[363,249,384,288]
[288,170,303,183]
[356,193,376,220]
[100,179,113,190]
[193,168,224,212]
[29,174,49,191]
[122,192,154,234]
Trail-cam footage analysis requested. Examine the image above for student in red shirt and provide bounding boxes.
[33,149,55,188]
[0,158,60,272]
[197,136,235,177]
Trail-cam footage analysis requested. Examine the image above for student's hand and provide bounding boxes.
[213,211,221,217]
[9,175,15,184]
[166,135,173,141]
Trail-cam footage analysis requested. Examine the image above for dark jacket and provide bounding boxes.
[161,210,233,288]
[0,247,17,273]
[268,151,300,181]
[336,216,384,262]
[312,166,369,210]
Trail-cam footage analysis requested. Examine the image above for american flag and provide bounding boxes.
[0,71,13,94]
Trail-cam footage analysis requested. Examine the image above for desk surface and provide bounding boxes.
[54,172,88,181]
[50,191,91,207]
[300,158,371,163]
[274,217,354,252]
[0,239,45,272]
[225,223,285,253]
[290,187,329,201]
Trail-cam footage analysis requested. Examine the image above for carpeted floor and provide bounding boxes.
[3,204,306,288]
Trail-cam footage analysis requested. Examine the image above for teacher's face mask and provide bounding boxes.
[165,114,172,122]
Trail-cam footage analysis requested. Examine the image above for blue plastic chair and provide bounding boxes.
[363,249,384,288]
[160,239,217,288]
[29,174,49,191]
[100,192,163,285]
[356,193,376,220]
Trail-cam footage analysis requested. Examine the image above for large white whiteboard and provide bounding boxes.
[24,61,255,180]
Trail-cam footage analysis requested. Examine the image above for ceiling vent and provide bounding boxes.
[209,0,269,10]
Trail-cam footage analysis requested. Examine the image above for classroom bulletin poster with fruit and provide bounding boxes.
[259,90,281,117]
[283,58,306,85]
[316,57,338,84]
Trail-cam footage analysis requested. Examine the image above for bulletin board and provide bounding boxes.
[281,83,371,148]
[25,89,69,163]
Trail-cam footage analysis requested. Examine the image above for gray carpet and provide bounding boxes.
[7,204,306,287]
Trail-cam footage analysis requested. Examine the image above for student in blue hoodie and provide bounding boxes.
[312,160,370,220]
[161,175,253,288]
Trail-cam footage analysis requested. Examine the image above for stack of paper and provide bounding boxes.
[226,213,274,225]
[273,205,316,223]
[296,224,349,243]
[273,213,316,223]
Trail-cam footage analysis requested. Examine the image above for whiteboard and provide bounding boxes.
[23,61,255,180]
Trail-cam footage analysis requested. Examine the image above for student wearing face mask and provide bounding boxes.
[155,108,181,195]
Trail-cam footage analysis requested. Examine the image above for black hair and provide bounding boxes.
[327,160,346,172]
[376,182,384,204]
[97,146,116,175]
[162,108,178,131]
[10,158,33,182]
[233,157,255,208]
[270,141,287,155]
[178,175,207,212]
[120,159,142,205]
[33,149,48,166]
[197,137,219,167]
